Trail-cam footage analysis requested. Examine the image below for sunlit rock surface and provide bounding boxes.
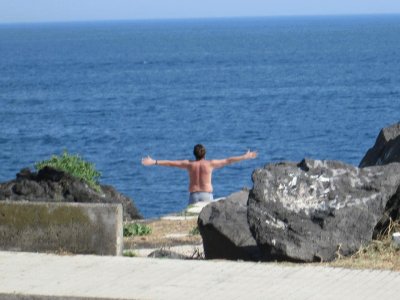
[248,159,400,262]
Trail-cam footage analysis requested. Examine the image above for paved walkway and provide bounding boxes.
[1,251,400,300]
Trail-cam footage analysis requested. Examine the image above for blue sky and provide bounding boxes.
[1,0,400,23]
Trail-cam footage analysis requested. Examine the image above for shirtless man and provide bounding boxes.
[141,144,257,204]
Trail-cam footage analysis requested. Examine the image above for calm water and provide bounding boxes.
[1,15,400,218]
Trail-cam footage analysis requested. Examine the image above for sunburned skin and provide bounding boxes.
[187,159,214,193]
[141,150,257,193]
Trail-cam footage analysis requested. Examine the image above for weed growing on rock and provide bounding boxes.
[35,150,101,192]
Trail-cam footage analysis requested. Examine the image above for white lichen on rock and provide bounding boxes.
[259,160,385,215]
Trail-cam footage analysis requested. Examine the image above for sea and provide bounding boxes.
[1,15,400,218]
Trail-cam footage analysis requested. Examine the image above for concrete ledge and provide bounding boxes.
[0,294,124,300]
[0,201,123,256]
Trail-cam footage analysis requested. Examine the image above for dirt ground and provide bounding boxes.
[124,217,202,249]
[124,217,400,271]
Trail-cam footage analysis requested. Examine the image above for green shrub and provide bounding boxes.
[123,250,138,257]
[123,223,152,237]
[35,150,102,192]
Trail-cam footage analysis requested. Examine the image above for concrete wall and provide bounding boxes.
[0,201,123,256]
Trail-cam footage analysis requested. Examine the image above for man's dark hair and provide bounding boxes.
[193,144,206,160]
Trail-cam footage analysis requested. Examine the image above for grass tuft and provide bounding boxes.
[329,218,400,271]
[123,250,138,257]
[189,226,200,235]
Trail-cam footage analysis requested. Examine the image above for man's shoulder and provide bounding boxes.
[188,159,212,167]
[188,159,210,163]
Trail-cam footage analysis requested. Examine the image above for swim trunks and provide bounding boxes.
[188,192,214,205]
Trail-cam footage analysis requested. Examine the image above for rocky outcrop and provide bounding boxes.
[359,122,400,167]
[198,190,262,260]
[359,122,400,233]
[0,167,142,220]
[247,159,400,262]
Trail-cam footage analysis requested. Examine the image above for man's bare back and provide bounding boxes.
[187,159,213,193]
[142,144,257,201]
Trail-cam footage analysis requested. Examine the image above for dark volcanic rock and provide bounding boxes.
[248,159,400,262]
[198,190,262,261]
[359,122,400,167]
[359,122,400,232]
[374,189,400,237]
[0,167,142,220]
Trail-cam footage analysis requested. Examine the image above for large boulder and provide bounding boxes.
[198,190,262,261]
[359,122,400,230]
[359,122,400,167]
[247,159,400,262]
[0,167,142,220]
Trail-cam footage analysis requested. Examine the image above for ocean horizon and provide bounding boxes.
[1,13,400,25]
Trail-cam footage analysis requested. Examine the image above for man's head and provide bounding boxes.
[193,144,206,160]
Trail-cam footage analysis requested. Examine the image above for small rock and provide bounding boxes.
[392,232,400,249]
[147,249,188,259]
[186,201,213,214]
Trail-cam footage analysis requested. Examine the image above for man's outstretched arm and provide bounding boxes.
[210,150,257,169]
[141,156,190,169]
